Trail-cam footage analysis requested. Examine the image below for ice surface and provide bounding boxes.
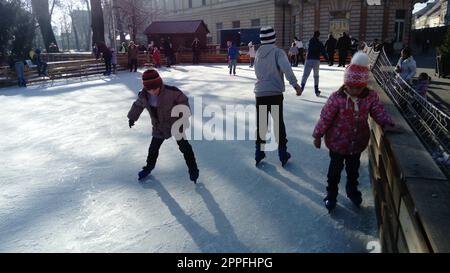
[0,64,379,252]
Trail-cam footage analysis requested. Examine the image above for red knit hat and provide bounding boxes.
[142,69,162,90]
[344,52,369,87]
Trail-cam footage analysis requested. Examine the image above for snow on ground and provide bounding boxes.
[0,64,379,252]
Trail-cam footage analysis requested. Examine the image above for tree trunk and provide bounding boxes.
[112,0,126,43]
[31,0,59,52]
[84,0,92,51]
[90,0,105,46]
[131,6,137,42]
[71,15,80,51]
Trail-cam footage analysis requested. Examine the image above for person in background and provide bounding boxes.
[152,46,161,68]
[48,42,58,53]
[191,37,201,65]
[370,39,382,52]
[92,43,98,58]
[300,31,329,97]
[9,53,27,87]
[336,32,351,67]
[34,48,48,77]
[128,41,139,72]
[395,47,416,84]
[294,36,305,66]
[111,47,117,74]
[163,37,175,67]
[350,35,359,56]
[414,72,431,100]
[288,42,299,67]
[248,41,256,68]
[96,42,112,75]
[119,42,127,53]
[29,48,36,63]
[227,40,239,76]
[147,41,154,53]
[325,34,337,66]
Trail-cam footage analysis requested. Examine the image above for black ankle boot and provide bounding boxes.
[346,185,362,207]
[278,144,291,167]
[189,168,199,184]
[255,144,266,166]
[323,194,337,213]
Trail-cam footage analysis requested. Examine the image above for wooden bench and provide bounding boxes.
[0,62,46,88]
[0,59,127,87]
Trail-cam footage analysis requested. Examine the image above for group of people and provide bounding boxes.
[287,37,306,67]
[235,31,363,98]
[8,46,49,87]
[94,40,143,75]
[127,26,400,213]
[395,46,431,101]
[28,48,48,77]
[323,32,355,67]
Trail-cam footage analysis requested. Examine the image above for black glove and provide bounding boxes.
[129,119,135,128]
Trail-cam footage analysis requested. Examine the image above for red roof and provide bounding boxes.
[144,20,210,35]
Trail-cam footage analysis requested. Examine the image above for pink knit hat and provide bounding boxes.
[344,52,369,87]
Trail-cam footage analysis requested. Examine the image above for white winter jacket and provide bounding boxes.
[397,56,416,83]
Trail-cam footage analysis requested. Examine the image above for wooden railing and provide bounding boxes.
[368,76,450,253]
[1,49,352,87]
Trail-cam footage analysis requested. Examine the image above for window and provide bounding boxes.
[216,22,223,44]
[394,10,406,43]
[396,10,406,20]
[291,16,296,38]
[202,0,206,6]
[329,11,350,38]
[232,21,240,29]
[189,0,192,8]
[251,19,260,27]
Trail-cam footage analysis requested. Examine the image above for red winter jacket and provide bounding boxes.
[313,88,393,155]
[152,48,161,65]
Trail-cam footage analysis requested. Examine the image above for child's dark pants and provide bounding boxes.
[255,95,287,146]
[326,151,361,199]
[146,137,197,171]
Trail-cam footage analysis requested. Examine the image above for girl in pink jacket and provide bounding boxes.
[312,52,395,213]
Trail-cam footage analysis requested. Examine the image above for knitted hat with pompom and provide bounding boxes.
[344,52,369,87]
[142,69,162,90]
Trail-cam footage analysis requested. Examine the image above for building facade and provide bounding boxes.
[296,0,425,51]
[147,0,426,50]
[149,0,294,48]
[413,0,449,29]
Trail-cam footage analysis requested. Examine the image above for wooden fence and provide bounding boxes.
[368,77,450,253]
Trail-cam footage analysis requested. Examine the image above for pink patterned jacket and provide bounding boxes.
[313,88,393,155]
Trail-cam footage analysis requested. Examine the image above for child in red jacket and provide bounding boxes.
[152,46,161,68]
[312,52,396,213]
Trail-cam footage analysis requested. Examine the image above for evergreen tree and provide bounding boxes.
[437,28,450,57]
[0,0,35,63]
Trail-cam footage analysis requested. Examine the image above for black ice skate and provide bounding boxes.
[278,144,291,167]
[346,187,362,207]
[255,144,266,166]
[138,166,152,181]
[189,168,199,184]
[324,196,337,213]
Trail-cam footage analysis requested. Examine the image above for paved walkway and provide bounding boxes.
[413,51,450,115]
